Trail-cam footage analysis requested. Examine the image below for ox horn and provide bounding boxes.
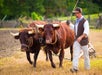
[28,30,35,34]
[35,24,44,28]
[53,24,60,27]
[10,32,19,36]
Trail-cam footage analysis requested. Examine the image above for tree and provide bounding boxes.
[0,0,101,20]
[92,0,102,12]
[78,0,99,14]
[0,0,45,20]
[43,0,68,18]
[0,0,4,19]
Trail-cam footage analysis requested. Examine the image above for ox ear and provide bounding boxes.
[15,35,19,39]
[10,32,19,39]
[53,24,60,30]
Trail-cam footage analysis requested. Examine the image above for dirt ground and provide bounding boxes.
[0,29,102,75]
[0,29,20,58]
[89,30,102,56]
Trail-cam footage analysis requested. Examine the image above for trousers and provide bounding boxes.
[72,41,90,70]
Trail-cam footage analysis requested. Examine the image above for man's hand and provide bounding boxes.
[77,36,82,43]
[77,33,87,43]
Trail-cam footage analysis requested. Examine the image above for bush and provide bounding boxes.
[31,12,43,20]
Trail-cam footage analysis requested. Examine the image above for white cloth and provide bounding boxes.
[69,22,74,30]
[72,41,90,70]
[74,16,89,36]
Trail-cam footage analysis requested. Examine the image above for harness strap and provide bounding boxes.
[50,32,57,45]
[39,37,43,43]
[27,37,33,47]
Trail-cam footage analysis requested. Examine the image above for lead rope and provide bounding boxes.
[50,32,57,45]
[27,37,33,47]
[69,0,79,20]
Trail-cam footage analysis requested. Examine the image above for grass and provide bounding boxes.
[0,53,102,75]
[55,13,99,21]
[50,13,102,29]
[0,13,101,30]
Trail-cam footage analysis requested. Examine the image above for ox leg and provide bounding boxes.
[33,50,40,67]
[45,49,49,61]
[70,45,73,61]
[48,50,56,68]
[26,52,33,64]
[44,47,48,61]
[59,49,64,67]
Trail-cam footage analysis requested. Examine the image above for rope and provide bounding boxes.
[50,32,57,45]
[27,37,33,47]
[69,0,79,20]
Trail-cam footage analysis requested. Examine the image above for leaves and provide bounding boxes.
[0,0,101,20]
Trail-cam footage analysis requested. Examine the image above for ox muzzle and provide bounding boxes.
[21,44,29,52]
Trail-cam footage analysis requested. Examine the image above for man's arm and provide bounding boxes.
[77,20,89,43]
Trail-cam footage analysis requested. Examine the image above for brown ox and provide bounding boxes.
[11,29,45,67]
[10,20,47,68]
[28,20,48,60]
[37,22,74,68]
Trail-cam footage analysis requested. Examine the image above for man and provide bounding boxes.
[70,7,90,73]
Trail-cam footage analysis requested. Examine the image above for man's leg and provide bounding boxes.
[82,45,90,70]
[72,41,81,70]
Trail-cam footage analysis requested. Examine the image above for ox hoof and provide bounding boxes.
[46,58,48,61]
[59,65,63,68]
[52,64,56,68]
[29,61,33,65]
[59,66,63,68]
[71,58,73,61]
[33,64,36,68]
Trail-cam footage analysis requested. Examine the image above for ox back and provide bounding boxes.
[56,22,74,48]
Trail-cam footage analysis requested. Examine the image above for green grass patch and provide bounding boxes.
[53,13,99,21]
[91,59,102,69]
[91,28,102,32]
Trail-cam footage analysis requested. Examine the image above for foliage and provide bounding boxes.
[0,0,102,20]
[78,0,99,14]
[31,12,43,20]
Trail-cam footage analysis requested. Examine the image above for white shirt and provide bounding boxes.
[69,22,74,30]
[74,16,89,36]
